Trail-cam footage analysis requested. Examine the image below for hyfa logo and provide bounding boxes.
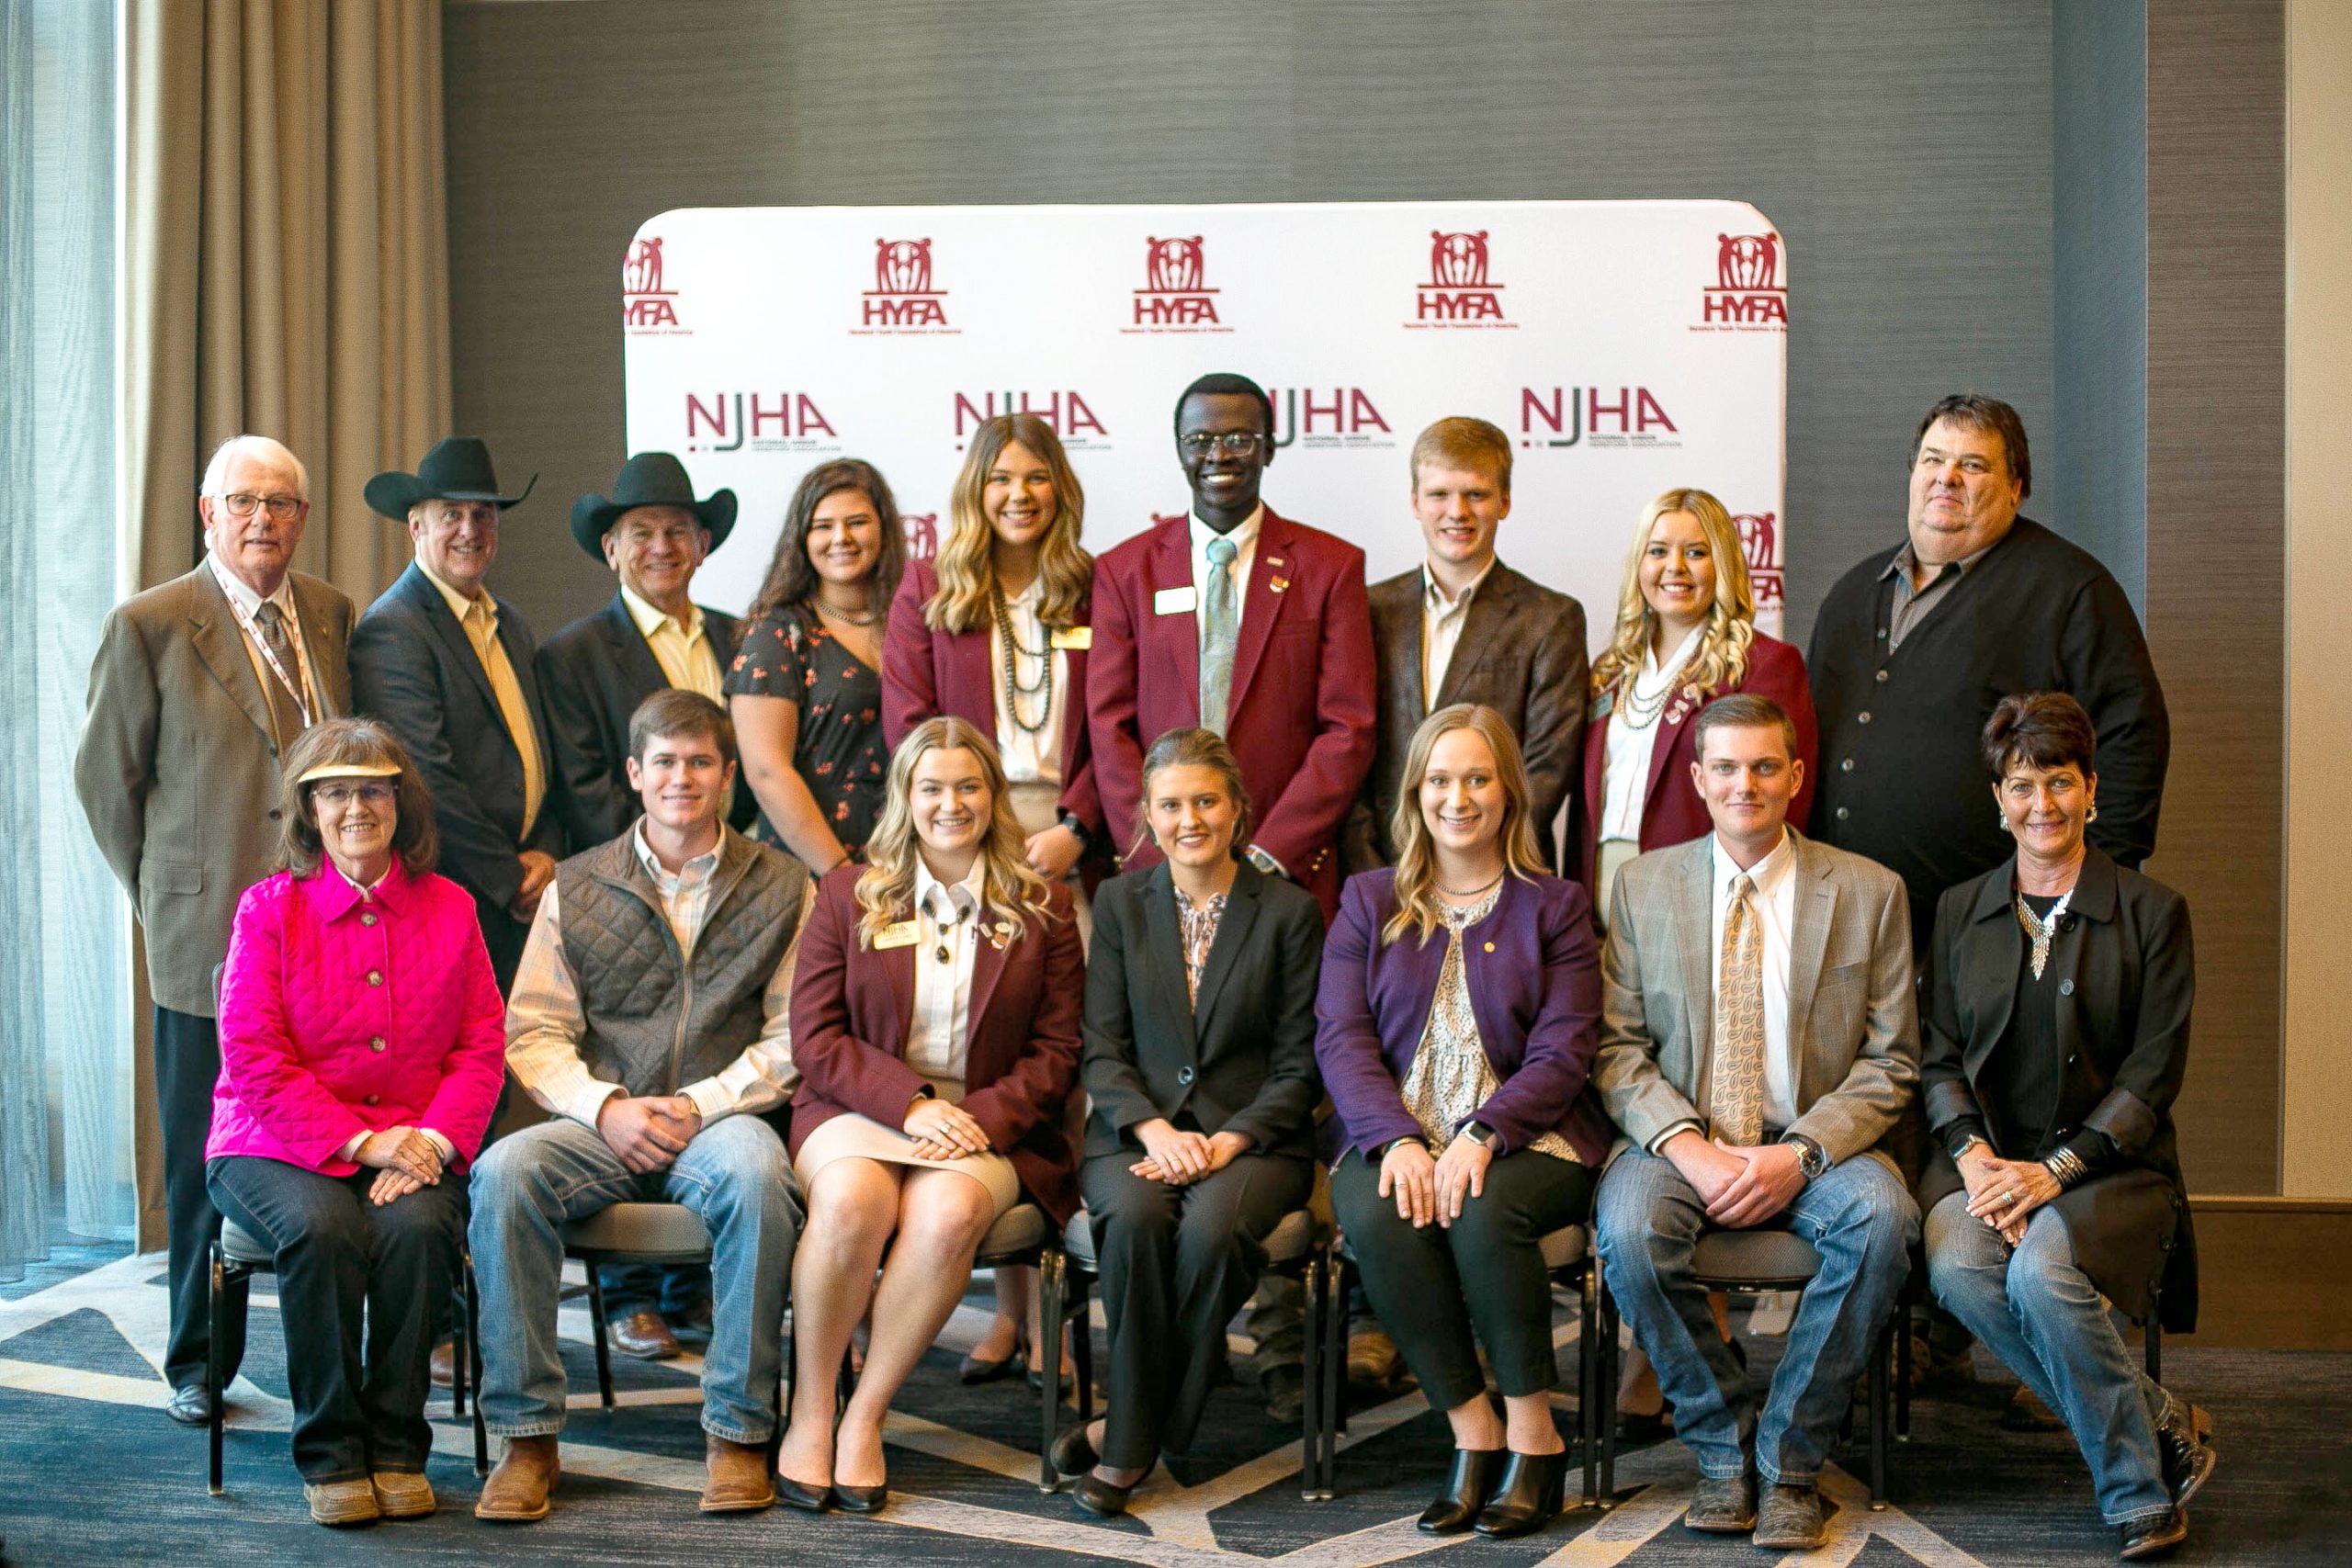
[903,513,940,561]
[684,392,839,453]
[1701,231,1788,327]
[1269,388,1393,447]
[862,238,949,329]
[953,391,1108,442]
[1734,511,1784,607]
[1133,236,1221,327]
[623,236,680,329]
[1518,387,1679,447]
[1416,231,1508,324]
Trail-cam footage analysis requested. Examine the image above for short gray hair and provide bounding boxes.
[199,435,310,502]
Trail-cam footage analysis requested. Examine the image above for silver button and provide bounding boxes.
[1857,711,1872,725]
[361,912,378,928]
[1874,669,1889,683]
[1840,759,1854,773]
[1875,627,1888,638]
[1177,1066,1194,1086]
[1835,807,1850,821]
[2059,979,2075,997]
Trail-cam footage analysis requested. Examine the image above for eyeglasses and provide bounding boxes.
[311,782,395,807]
[1178,433,1266,457]
[220,492,306,520]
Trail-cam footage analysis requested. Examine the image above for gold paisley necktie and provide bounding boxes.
[1710,873,1767,1147]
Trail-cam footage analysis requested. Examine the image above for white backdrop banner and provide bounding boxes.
[621,199,1789,646]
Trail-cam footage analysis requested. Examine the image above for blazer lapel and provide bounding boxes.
[403,566,504,716]
[600,594,670,695]
[1190,863,1262,1034]
[1148,522,1201,716]
[1643,691,1702,819]
[1784,838,1838,1105]
[705,607,742,669]
[1140,865,1201,1062]
[1672,841,1716,1100]
[1376,573,1429,718]
[1433,567,1514,707]
[1225,509,1291,717]
[966,899,1019,1052]
[1960,866,2022,1084]
[876,920,916,1056]
[186,568,277,744]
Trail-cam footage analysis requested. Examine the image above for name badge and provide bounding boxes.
[873,920,922,950]
[1153,585,1198,616]
[1050,625,1092,650]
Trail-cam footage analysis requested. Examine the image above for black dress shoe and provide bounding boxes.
[775,1473,834,1513]
[1048,1424,1099,1478]
[1025,1357,1073,1395]
[2119,1506,2188,1561]
[960,1348,1019,1383]
[1072,1471,1136,1517]
[1472,1450,1568,1539]
[1417,1448,1504,1534]
[832,1481,888,1513]
[164,1383,215,1425]
[2154,1398,2217,1507]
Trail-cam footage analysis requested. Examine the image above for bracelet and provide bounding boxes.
[2042,1146,2090,1189]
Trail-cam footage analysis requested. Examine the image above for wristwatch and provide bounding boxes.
[1460,1121,1498,1148]
[1781,1132,1828,1180]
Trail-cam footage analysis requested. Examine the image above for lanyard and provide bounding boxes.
[211,559,314,729]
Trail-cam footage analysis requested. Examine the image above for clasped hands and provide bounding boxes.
[1377,1134,1493,1228]
[597,1093,704,1173]
[354,1125,443,1206]
[1664,1129,1808,1229]
[1129,1119,1250,1185]
[1957,1143,2061,1246]
[903,1095,992,1162]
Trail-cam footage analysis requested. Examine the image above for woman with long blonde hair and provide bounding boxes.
[1316,705,1611,1540]
[1572,487,1815,919]
[778,717,1084,1513]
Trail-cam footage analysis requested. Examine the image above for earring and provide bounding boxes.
[1997,811,2011,831]
[2086,803,2099,823]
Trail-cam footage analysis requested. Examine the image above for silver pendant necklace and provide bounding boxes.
[2013,886,2075,980]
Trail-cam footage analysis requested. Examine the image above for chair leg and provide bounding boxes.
[1294,1257,1324,1502]
[1894,1301,1913,1442]
[1037,1248,1065,1494]
[2145,1314,2162,1386]
[208,1244,227,1496]
[584,1261,616,1412]
[1868,1318,1891,1508]
[467,1255,489,1476]
[1598,1272,1619,1507]
[1320,1251,1346,1496]
[1070,1275,1095,1422]
[449,1275,469,1419]
[1578,1258,1599,1509]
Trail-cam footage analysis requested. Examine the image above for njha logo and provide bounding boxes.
[1518,387,1679,447]
[1267,388,1393,447]
[683,392,838,453]
[953,392,1108,442]
[1133,236,1221,327]
[624,237,680,329]
[1702,231,1788,327]
[862,238,949,329]
[1416,231,1507,324]
[1734,511,1784,608]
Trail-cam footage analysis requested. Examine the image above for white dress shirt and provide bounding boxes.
[209,552,317,717]
[905,859,986,1094]
[988,575,1066,787]
[1420,558,1497,708]
[1188,504,1264,644]
[1600,624,1705,843]
[1708,828,1799,1132]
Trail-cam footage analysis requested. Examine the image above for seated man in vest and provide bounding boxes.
[470,690,811,1521]
[1591,694,1919,1551]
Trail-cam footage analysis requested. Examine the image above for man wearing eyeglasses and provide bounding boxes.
[74,434,356,1427]
[1088,372,1376,923]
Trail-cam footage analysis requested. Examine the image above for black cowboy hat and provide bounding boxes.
[364,435,537,519]
[569,452,737,560]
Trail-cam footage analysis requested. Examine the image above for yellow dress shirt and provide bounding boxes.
[417,557,546,840]
[618,583,725,701]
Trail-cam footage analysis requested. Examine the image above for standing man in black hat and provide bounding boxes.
[351,436,562,993]
[532,451,751,1361]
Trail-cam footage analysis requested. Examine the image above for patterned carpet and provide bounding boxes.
[1,1246,2346,1566]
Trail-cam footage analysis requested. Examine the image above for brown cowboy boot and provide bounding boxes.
[474,1435,560,1522]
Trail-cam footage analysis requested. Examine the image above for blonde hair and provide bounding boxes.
[1383,704,1546,947]
[1589,487,1757,704]
[925,414,1091,635]
[854,716,1056,948]
[1408,416,1512,494]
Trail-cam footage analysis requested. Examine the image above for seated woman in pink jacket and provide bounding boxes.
[207,718,506,1528]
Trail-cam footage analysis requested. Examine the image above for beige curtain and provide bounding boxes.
[119,0,452,1245]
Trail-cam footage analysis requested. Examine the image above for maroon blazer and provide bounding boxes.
[1569,631,1818,889]
[1087,507,1377,919]
[786,864,1086,1224]
[881,560,1104,840]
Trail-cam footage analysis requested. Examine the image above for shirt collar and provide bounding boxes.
[1712,826,1793,898]
[301,857,411,921]
[1880,536,1994,585]
[633,819,723,886]
[619,581,707,643]
[208,553,296,618]
[1189,504,1264,560]
[415,556,493,625]
[1645,621,1706,677]
[1422,557,1498,614]
[913,856,985,923]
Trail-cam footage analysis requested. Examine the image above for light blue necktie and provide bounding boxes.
[1200,535,1239,735]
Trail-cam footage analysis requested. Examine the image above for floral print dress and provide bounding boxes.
[723,602,888,853]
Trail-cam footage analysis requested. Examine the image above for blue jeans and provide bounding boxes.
[1597,1145,1916,1486]
[469,1114,801,1443]
[1924,1190,2173,1526]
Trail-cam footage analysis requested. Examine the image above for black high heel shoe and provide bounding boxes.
[1418,1448,1504,1534]
[1472,1450,1568,1539]
[1048,1424,1099,1478]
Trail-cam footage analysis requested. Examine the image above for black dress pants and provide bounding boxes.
[1081,1151,1311,1470]
[1330,1146,1594,1410]
[208,1156,466,1483]
[154,1005,243,1392]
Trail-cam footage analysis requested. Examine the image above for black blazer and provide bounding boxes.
[1917,846,2197,1330]
[536,591,755,846]
[350,562,564,925]
[1080,861,1324,1162]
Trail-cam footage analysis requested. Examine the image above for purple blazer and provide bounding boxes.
[1314,867,1613,1166]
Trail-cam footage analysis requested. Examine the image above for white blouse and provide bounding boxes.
[1599,624,1705,843]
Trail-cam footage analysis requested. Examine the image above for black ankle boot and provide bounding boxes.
[1473,1450,1568,1539]
[1417,1448,1503,1534]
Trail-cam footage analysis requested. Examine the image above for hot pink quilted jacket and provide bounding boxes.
[207,862,507,1175]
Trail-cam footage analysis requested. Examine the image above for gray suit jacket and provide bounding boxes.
[1593,829,1917,1172]
[74,561,356,1015]
[1352,560,1587,870]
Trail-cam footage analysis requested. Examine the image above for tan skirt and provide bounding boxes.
[1008,779,1091,951]
[793,1110,1022,1221]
